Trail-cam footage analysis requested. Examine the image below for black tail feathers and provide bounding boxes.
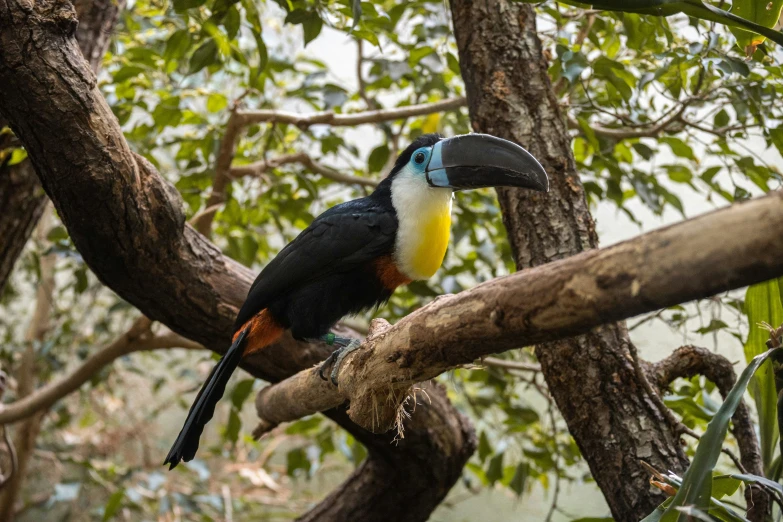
[164,328,249,470]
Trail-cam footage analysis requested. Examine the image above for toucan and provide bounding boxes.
[164,133,548,469]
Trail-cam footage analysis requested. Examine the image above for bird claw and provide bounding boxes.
[317,339,362,386]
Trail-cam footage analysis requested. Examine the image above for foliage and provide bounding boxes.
[642,346,782,521]
[1,0,783,520]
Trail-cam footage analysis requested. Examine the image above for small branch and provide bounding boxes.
[229,152,378,188]
[194,110,243,237]
[254,191,783,434]
[567,101,688,139]
[480,357,541,372]
[194,98,462,236]
[0,318,203,425]
[235,97,467,129]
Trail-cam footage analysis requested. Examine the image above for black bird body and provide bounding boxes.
[164,133,549,469]
[234,180,404,342]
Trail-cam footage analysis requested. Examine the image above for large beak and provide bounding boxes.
[425,134,549,192]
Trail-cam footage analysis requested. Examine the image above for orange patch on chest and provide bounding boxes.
[233,309,284,356]
[374,256,412,290]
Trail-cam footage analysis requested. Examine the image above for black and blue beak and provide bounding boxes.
[425,134,549,192]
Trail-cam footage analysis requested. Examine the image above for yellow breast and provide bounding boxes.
[392,185,453,281]
[410,209,451,279]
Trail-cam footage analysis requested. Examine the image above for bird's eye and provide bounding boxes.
[414,152,426,164]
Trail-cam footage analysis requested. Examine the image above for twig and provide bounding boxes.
[480,357,541,372]
[229,151,378,187]
[194,98,464,236]
[234,97,466,129]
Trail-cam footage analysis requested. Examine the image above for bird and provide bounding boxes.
[164,133,548,469]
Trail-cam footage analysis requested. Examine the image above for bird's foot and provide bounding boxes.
[317,337,362,386]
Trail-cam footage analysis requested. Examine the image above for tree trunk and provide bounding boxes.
[0,0,124,294]
[450,2,690,519]
[0,2,475,520]
[0,161,45,295]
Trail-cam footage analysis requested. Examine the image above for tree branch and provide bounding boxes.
[0,0,124,292]
[195,97,465,236]
[480,357,540,372]
[235,97,467,128]
[0,318,203,426]
[229,152,379,187]
[650,345,769,521]
[0,208,55,519]
[254,191,783,434]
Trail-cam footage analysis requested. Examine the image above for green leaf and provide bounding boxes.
[352,0,362,28]
[446,52,461,75]
[188,39,219,75]
[231,379,254,409]
[206,93,228,113]
[744,279,783,472]
[303,15,323,46]
[718,472,783,497]
[173,0,207,13]
[164,29,192,63]
[659,346,783,519]
[102,489,125,521]
[660,136,695,160]
[286,447,311,476]
[509,462,529,496]
[486,452,504,484]
[225,408,241,444]
[7,148,27,165]
[730,0,783,54]
[409,46,435,67]
[478,431,491,462]
[368,144,390,173]
[711,476,741,499]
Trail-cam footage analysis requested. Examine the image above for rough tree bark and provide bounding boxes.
[0,0,124,294]
[0,2,474,520]
[450,2,702,520]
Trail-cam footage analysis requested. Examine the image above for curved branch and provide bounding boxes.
[0,0,124,292]
[254,191,783,433]
[0,321,203,425]
[650,345,768,521]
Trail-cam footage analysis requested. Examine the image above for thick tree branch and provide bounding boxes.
[254,191,783,433]
[0,3,474,520]
[0,0,123,293]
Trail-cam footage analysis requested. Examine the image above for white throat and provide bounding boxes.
[390,169,453,281]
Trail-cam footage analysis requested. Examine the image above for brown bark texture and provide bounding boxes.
[0,2,475,520]
[451,1,699,519]
[0,0,123,294]
[252,191,783,436]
